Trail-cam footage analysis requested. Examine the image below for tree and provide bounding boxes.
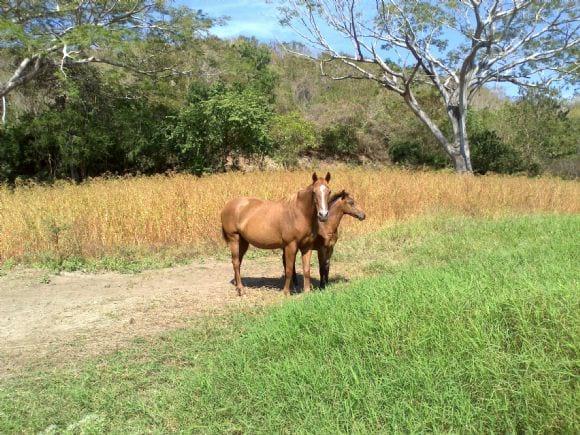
[0,65,176,182]
[0,1,213,100]
[168,85,274,174]
[278,0,579,172]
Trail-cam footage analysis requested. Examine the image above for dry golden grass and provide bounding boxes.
[1,167,579,264]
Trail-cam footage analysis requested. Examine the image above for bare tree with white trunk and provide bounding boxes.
[278,0,579,172]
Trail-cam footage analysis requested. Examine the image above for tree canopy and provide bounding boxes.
[0,0,214,98]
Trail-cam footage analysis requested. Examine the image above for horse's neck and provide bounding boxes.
[295,187,315,218]
[320,201,344,236]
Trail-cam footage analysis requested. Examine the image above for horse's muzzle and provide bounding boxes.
[318,211,329,221]
[357,213,366,221]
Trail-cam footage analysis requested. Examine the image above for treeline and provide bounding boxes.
[0,36,578,182]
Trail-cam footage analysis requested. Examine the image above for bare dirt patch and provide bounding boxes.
[0,258,294,379]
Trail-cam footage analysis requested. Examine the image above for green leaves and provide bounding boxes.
[269,111,318,166]
[169,85,274,174]
[0,1,217,98]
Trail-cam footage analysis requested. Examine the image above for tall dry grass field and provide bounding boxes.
[1,168,579,264]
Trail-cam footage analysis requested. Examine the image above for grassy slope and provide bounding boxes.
[1,215,578,433]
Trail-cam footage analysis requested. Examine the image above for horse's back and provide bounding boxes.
[221,197,261,230]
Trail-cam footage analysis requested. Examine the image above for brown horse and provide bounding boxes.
[221,172,332,296]
[284,190,365,289]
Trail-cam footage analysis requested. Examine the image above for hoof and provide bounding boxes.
[236,287,245,297]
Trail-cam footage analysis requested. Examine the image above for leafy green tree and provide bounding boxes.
[169,85,274,174]
[473,89,578,174]
[269,112,318,166]
[503,90,578,162]
[0,66,176,181]
[0,0,213,100]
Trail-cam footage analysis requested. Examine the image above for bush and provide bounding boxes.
[169,85,274,174]
[0,69,176,183]
[388,141,448,168]
[470,130,525,175]
[320,123,359,158]
[268,112,318,167]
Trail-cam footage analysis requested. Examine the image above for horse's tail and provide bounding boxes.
[221,226,228,243]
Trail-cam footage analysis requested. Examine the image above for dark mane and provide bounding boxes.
[329,190,348,206]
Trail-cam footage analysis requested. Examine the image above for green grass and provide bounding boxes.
[25,249,198,274]
[20,237,275,273]
[1,215,578,432]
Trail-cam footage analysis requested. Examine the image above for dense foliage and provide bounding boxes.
[0,27,578,181]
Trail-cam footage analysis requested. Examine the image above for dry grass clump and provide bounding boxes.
[1,167,578,264]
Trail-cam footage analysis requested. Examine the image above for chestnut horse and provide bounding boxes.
[221,172,332,296]
[284,190,365,288]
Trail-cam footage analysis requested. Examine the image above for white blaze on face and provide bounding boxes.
[319,185,329,215]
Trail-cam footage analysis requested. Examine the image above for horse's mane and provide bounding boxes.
[329,190,348,206]
[283,192,299,204]
[282,186,312,204]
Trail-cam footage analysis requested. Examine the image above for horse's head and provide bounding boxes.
[311,172,331,222]
[333,190,366,221]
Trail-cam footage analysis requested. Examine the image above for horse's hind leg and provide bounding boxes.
[227,233,246,296]
[282,251,298,289]
[301,248,313,293]
[282,243,298,296]
[238,237,249,266]
[318,248,332,289]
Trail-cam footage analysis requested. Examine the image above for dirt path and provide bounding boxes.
[0,257,296,379]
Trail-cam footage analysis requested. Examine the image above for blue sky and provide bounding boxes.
[182,1,294,41]
[181,0,353,51]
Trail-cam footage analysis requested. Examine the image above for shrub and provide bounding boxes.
[470,130,525,175]
[0,70,176,183]
[268,112,318,167]
[169,86,274,174]
[320,123,360,158]
[388,141,448,168]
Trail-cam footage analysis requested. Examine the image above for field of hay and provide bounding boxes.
[1,167,579,265]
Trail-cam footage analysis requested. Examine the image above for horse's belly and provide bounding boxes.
[238,210,284,249]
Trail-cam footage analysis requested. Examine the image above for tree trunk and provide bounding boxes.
[403,91,474,174]
[1,96,6,126]
[448,105,473,173]
[450,150,472,173]
[455,117,473,173]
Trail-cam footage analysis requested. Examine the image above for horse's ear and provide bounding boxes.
[341,190,348,199]
[325,172,331,182]
[312,172,318,183]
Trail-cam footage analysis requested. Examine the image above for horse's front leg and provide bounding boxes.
[301,248,313,293]
[318,248,327,289]
[324,246,334,287]
[282,243,298,296]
